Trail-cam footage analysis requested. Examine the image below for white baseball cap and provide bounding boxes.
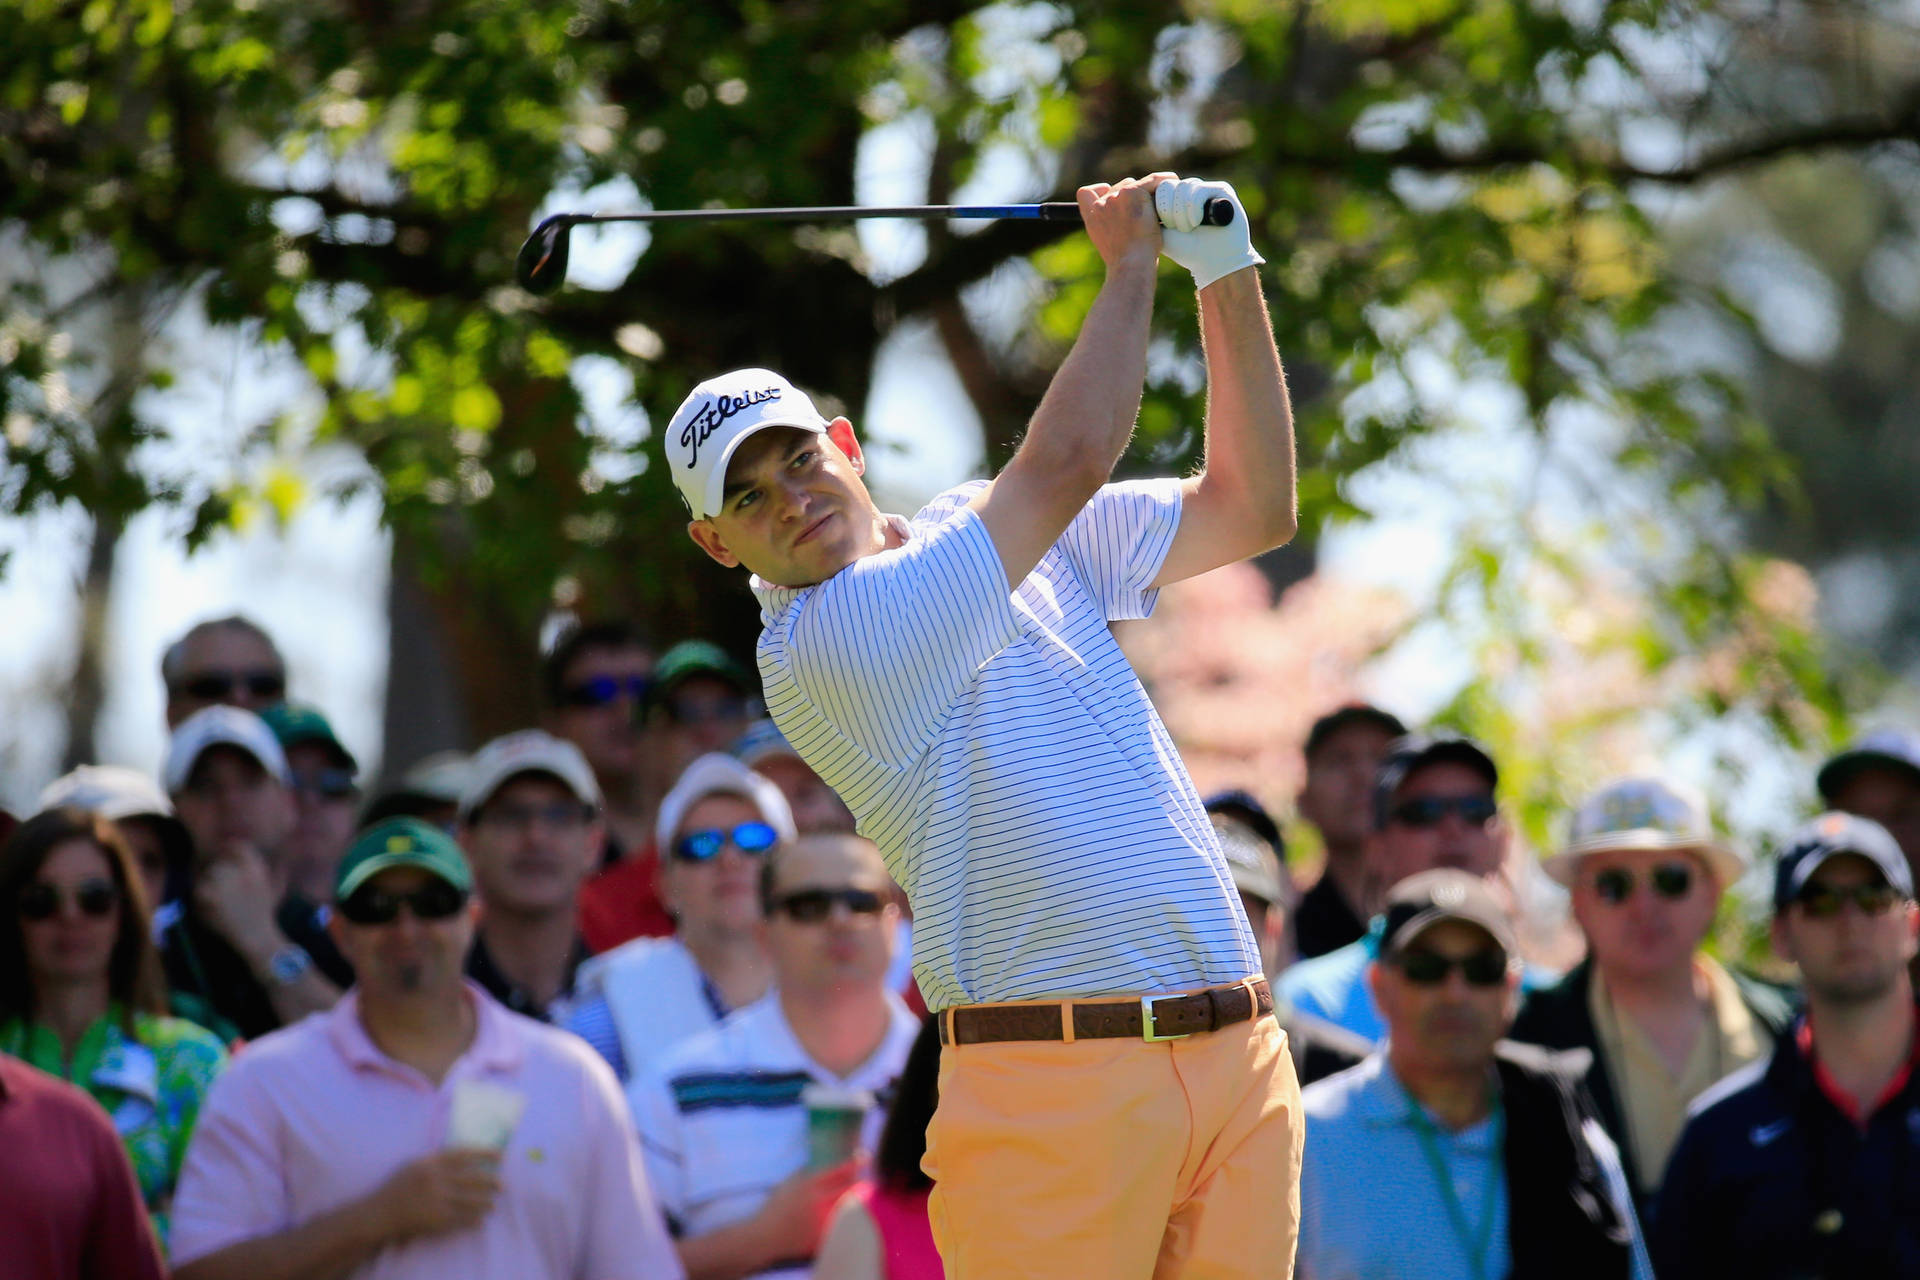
[164,705,293,794]
[664,368,830,520]
[459,730,602,821]
[1544,776,1744,888]
[41,764,177,823]
[655,752,797,853]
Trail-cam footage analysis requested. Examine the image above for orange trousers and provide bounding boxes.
[922,1004,1302,1279]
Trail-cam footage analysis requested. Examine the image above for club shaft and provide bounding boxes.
[563,203,1085,223]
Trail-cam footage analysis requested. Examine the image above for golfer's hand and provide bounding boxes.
[749,1157,863,1262]
[1156,177,1263,290]
[372,1149,503,1243]
[1077,174,1173,270]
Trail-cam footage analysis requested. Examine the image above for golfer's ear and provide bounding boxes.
[826,417,864,475]
[688,520,741,568]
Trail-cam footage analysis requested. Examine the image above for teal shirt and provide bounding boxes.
[1,1008,228,1251]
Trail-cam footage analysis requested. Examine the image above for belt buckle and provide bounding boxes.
[1141,993,1192,1043]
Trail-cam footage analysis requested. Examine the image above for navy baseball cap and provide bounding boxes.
[1373,734,1499,830]
[1816,729,1920,804]
[1203,789,1284,855]
[1304,704,1408,762]
[1773,811,1914,912]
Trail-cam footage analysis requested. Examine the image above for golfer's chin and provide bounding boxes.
[759,529,871,588]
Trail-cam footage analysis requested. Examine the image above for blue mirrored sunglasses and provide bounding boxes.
[673,821,779,862]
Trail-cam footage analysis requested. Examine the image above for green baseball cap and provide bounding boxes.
[647,640,755,708]
[260,701,359,774]
[335,817,473,902]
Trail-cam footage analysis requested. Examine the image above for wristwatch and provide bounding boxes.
[267,944,314,986]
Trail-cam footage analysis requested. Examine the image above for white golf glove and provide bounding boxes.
[1155,178,1264,291]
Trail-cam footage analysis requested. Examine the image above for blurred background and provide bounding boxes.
[5,0,1918,871]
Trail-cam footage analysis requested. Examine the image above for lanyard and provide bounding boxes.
[1406,1094,1504,1280]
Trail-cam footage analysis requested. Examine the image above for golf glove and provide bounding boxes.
[1156,178,1264,291]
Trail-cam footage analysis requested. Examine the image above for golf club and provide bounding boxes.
[515,198,1235,295]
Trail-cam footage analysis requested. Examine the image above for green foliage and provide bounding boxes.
[2,0,1888,763]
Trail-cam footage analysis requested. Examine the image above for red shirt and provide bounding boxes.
[0,1056,166,1280]
[577,837,675,952]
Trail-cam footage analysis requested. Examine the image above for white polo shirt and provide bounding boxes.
[752,479,1260,1010]
[630,992,919,1279]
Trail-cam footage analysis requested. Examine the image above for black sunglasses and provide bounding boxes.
[1393,948,1509,987]
[673,822,779,862]
[1794,881,1901,920]
[771,887,886,923]
[1592,862,1694,905]
[337,880,469,926]
[178,669,286,701]
[561,674,651,709]
[18,879,119,922]
[1390,795,1497,829]
[292,767,358,800]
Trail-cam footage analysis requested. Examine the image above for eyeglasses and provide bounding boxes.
[18,879,119,922]
[177,669,286,702]
[1392,948,1509,987]
[771,887,887,923]
[474,802,594,832]
[1591,862,1695,905]
[672,821,778,862]
[560,675,651,709]
[292,767,358,801]
[337,880,470,926]
[1389,795,1497,829]
[1793,882,1902,920]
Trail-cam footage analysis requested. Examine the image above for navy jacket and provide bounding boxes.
[1651,1010,1920,1280]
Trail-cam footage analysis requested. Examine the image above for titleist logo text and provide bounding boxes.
[681,387,784,470]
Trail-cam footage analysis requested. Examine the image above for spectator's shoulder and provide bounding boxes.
[574,933,677,993]
[1278,939,1369,1015]
[1300,1054,1384,1123]
[1683,1052,1776,1130]
[216,1013,324,1077]
[138,1013,230,1072]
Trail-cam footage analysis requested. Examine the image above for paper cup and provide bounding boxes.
[447,1080,526,1152]
[800,1082,872,1170]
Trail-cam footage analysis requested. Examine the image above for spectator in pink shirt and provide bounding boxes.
[168,817,682,1280]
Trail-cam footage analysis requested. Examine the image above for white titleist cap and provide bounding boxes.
[664,368,829,521]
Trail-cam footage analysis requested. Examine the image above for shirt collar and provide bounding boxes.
[326,981,524,1077]
[749,511,912,611]
[1354,1050,1503,1149]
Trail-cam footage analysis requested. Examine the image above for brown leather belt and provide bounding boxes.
[938,978,1273,1046]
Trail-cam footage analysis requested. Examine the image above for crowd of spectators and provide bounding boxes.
[3,609,1919,1279]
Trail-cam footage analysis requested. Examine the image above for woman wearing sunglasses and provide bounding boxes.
[1511,777,1795,1214]
[0,806,229,1253]
[566,753,797,1082]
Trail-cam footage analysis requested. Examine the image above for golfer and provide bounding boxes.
[669,173,1301,1279]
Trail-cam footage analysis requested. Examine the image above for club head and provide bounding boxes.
[516,215,577,295]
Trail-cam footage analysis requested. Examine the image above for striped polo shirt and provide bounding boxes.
[752,479,1260,1011]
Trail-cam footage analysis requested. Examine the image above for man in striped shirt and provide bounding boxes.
[669,173,1302,1278]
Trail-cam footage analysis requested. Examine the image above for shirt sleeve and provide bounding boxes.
[627,1065,688,1231]
[167,1060,292,1266]
[769,501,1021,769]
[575,1054,685,1280]
[1053,478,1183,622]
[1583,1118,1656,1280]
[81,1101,167,1280]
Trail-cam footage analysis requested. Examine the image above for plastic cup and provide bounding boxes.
[800,1082,873,1170]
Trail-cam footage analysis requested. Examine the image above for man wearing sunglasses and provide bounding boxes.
[1280,734,1553,1046]
[632,831,917,1280]
[543,621,663,863]
[455,730,605,1023]
[568,754,794,1083]
[1817,727,1920,892]
[1300,869,1652,1280]
[161,615,288,730]
[1511,777,1792,1213]
[1654,812,1920,1279]
[170,818,683,1280]
[261,702,362,905]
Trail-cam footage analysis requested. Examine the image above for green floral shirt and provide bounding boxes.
[0,1008,228,1251]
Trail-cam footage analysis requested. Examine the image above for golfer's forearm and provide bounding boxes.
[676,1221,777,1280]
[1196,269,1295,545]
[1017,247,1158,490]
